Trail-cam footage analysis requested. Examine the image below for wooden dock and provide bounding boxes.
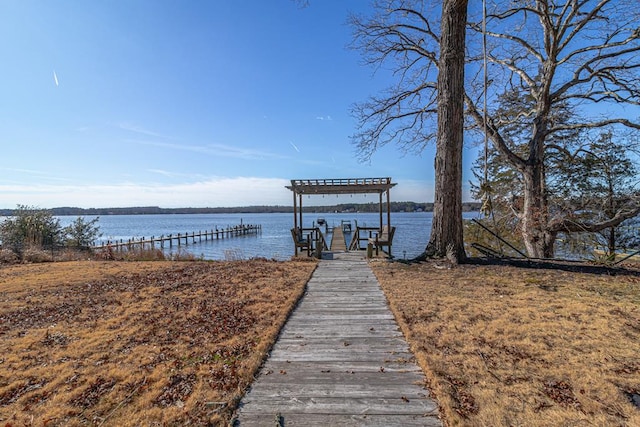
[234,251,442,426]
[329,226,347,251]
[93,224,261,252]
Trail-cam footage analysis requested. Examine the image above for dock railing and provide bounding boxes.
[348,226,379,251]
[301,227,328,257]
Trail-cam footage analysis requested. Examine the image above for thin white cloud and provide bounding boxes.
[146,169,208,180]
[1,167,48,176]
[290,142,300,153]
[0,177,468,207]
[0,167,71,182]
[53,70,59,87]
[147,169,186,178]
[0,177,292,208]
[128,140,286,160]
[207,143,285,160]
[117,122,170,139]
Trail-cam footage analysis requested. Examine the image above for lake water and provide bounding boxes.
[56,212,482,260]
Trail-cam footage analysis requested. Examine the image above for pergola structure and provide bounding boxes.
[285,178,397,235]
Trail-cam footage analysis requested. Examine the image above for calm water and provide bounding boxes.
[55,212,481,260]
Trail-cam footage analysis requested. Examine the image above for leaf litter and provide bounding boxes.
[0,259,315,425]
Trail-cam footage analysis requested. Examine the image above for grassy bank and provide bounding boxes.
[372,260,640,426]
[0,259,316,426]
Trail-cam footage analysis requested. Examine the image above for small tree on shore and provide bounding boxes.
[563,132,639,259]
[64,217,102,249]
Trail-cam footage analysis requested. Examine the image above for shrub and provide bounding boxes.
[22,247,54,263]
[0,248,19,264]
[0,205,63,253]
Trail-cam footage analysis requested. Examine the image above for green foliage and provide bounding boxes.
[557,132,639,259]
[0,207,103,257]
[63,216,102,248]
[473,127,640,259]
[0,205,63,252]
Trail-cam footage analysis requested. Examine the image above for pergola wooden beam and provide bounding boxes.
[286,178,396,195]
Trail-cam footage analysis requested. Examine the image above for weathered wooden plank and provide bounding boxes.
[292,307,392,313]
[271,342,411,354]
[294,302,391,308]
[268,348,413,360]
[244,382,429,399]
[236,414,442,427]
[251,375,425,388]
[280,327,401,336]
[287,314,396,321]
[280,324,400,334]
[238,396,439,415]
[272,338,409,347]
[262,360,422,373]
[268,352,416,363]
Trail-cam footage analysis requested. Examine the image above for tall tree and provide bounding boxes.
[351,0,468,260]
[353,1,640,259]
[467,0,640,258]
[427,0,468,260]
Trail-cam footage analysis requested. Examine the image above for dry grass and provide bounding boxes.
[372,260,640,427]
[0,259,316,426]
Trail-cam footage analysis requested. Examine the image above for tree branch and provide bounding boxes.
[550,206,640,234]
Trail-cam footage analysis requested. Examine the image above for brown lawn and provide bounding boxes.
[372,260,640,427]
[0,259,316,426]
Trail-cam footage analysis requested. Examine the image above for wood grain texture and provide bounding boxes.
[234,252,442,426]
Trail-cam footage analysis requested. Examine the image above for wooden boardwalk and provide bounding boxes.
[329,226,347,251]
[234,251,442,426]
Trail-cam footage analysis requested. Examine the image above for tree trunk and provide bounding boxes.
[521,138,559,258]
[425,0,468,261]
[521,167,550,258]
[607,227,616,259]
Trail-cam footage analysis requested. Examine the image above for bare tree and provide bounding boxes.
[467,0,640,258]
[351,0,468,260]
[352,0,640,259]
[351,1,441,160]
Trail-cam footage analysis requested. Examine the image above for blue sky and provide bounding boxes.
[0,0,479,208]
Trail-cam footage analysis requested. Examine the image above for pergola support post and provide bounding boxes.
[387,188,391,229]
[292,190,298,256]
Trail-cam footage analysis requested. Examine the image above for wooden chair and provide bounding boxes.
[368,225,396,257]
[290,227,311,256]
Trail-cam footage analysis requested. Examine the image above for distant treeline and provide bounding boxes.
[0,202,481,216]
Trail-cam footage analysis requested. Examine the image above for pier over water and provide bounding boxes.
[94,223,261,253]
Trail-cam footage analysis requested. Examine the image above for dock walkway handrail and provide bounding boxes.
[301,227,328,257]
[348,226,379,251]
